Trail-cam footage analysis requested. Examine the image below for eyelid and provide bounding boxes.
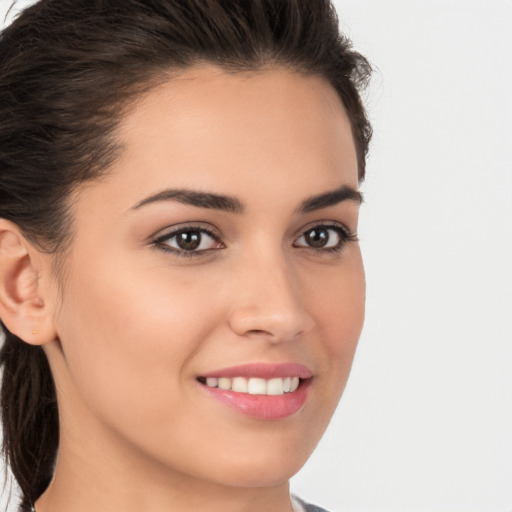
[293,221,358,252]
[150,222,225,256]
[294,220,356,240]
[148,220,357,258]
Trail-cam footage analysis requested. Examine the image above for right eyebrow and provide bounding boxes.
[130,188,244,214]
[297,185,363,213]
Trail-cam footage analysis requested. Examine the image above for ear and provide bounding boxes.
[0,219,57,345]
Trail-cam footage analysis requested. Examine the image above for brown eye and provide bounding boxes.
[294,224,351,252]
[175,230,202,251]
[303,227,330,248]
[155,227,223,255]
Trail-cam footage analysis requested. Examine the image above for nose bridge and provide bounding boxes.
[227,244,314,341]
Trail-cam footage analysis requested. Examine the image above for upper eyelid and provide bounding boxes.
[294,220,354,238]
[149,220,356,248]
[150,222,222,244]
[150,225,224,258]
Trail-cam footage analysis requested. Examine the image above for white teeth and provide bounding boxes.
[232,377,248,393]
[218,377,231,390]
[248,378,266,395]
[203,376,303,395]
[206,377,218,388]
[267,377,284,395]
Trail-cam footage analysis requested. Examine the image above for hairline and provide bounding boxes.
[49,60,362,294]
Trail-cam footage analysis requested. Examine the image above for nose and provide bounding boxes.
[227,252,315,343]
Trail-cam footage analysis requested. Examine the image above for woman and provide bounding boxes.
[0,1,372,511]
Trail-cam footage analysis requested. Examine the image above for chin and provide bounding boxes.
[211,459,303,489]
[200,432,316,488]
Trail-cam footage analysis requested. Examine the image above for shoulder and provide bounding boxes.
[292,495,334,512]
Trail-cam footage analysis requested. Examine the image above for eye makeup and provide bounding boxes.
[150,219,357,259]
[151,223,224,258]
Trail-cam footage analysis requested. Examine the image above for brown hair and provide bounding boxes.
[0,0,372,509]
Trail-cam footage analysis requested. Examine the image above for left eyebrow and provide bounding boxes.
[298,185,363,213]
[130,189,244,213]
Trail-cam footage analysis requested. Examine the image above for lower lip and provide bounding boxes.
[199,380,311,420]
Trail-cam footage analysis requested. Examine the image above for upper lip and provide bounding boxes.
[199,362,313,380]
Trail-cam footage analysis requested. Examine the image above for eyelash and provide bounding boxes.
[151,224,223,258]
[151,222,357,258]
[293,223,358,254]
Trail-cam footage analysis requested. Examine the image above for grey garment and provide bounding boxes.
[294,496,332,512]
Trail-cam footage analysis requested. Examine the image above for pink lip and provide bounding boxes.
[200,362,313,379]
[197,363,313,420]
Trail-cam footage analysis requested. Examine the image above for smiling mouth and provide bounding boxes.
[196,364,312,419]
[197,376,302,396]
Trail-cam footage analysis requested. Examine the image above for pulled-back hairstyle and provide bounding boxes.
[0,0,372,509]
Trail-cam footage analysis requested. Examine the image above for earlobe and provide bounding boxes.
[0,220,57,345]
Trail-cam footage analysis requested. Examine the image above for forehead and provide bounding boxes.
[90,65,359,211]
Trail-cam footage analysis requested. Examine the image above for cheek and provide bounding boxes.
[304,249,365,399]
[54,254,222,428]
[309,249,365,350]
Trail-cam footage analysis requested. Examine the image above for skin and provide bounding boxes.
[0,66,364,512]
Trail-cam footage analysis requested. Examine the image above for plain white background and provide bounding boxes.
[1,1,511,511]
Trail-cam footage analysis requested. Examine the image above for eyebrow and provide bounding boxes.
[131,189,244,213]
[131,184,362,214]
[297,185,363,213]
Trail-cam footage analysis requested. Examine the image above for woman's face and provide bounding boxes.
[46,66,365,488]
